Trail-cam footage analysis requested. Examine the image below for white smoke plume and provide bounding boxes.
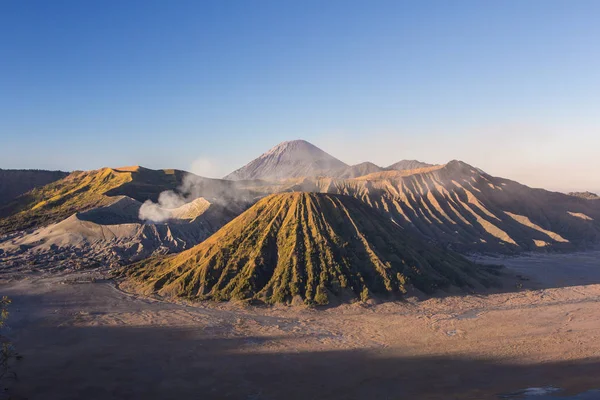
[138,190,187,223]
[138,172,255,223]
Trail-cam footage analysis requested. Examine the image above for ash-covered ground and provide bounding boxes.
[1,252,600,399]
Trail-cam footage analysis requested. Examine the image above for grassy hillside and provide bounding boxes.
[0,167,187,235]
[569,192,600,200]
[121,192,497,305]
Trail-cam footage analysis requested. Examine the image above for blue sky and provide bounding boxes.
[1,0,599,192]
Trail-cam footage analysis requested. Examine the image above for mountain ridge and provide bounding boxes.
[0,169,69,207]
[332,161,385,179]
[121,192,499,304]
[0,166,256,235]
[387,160,434,171]
[312,160,600,253]
[0,194,240,271]
[224,140,441,181]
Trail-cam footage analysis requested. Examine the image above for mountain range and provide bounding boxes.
[223,139,434,181]
[2,139,599,304]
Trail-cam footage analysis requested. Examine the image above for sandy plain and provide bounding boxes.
[1,252,600,399]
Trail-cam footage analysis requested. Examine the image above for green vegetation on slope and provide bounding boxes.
[121,192,498,305]
[568,192,600,200]
[0,167,187,235]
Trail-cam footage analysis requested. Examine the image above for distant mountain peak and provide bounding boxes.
[332,161,384,179]
[224,140,348,181]
[260,139,322,157]
[387,159,434,171]
[354,161,380,168]
[269,138,311,147]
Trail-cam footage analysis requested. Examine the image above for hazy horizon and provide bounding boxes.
[2,1,599,194]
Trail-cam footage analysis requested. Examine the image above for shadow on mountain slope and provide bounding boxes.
[0,169,69,207]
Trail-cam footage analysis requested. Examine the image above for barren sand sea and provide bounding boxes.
[1,253,600,399]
